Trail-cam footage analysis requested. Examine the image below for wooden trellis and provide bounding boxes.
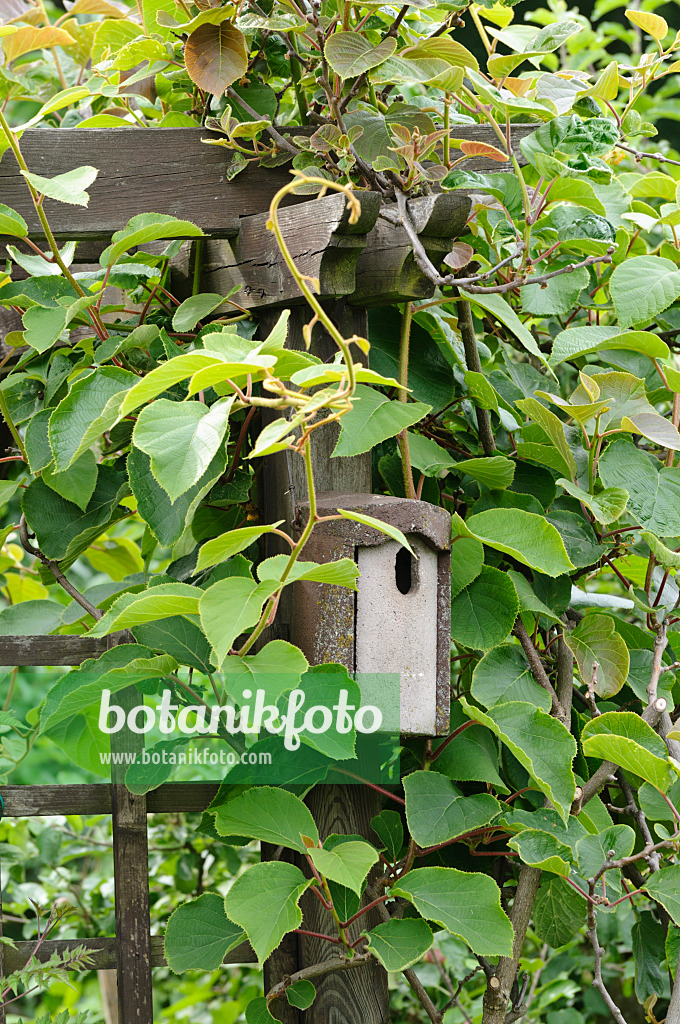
[0,124,532,1024]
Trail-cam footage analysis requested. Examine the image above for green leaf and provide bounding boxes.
[632,912,666,1005]
[42,450,98,512]
[165,893,244,973]
[224,861,311,966]
[100,213,204,267]
[0,204,28,238]
[309,841,378,895]
[21,465,128,562]
[49,366,137,471]
[172,293,229,332]
[22,304,68,354]
[366,918,433,972]
[215,786,319,853]
[516,397,577,477]
[460,698,576,821]
[246,997,278,1023]
[453,508,575,577]
[451,537,483,598]
[403,771,500,847]
[199,576,279,669]
[390,866,513,958]
[582,712,673,791]
[508,829,571,876]
[460,289,553,374]
[644,866,680,926]
[22,166,98,207]
[325,32,397,76]
[454,456,515,490]
[565,614,629,698]
[549,325,670,366]
[0,599,63,637]
[286,980,316,1010]
[545,510,603,569]
[641,531,680,569]
[371,810,404,861]
[133,617,214,674]
[610,256,680,329]
[88,584,201,637]
[333,386,431,458]
[133,397,232,501]
[599,440,680,537]
[433,703,507,792]
[223,640,308,706]
[556,480,628,525]
[336,508,414,556]
[405,432,456,475]
[197,523,284,572]
[472,644,552,712]
[507,571,562,624]
[128,447,227,547]
[575,825,635,881]
[257,555,360,590]
[450,566,519,651]
[533,876,585,947]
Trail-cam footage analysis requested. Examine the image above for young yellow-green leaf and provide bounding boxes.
[516,397,577,477]
[641,531,680,570]
[22,166,98,207]
[88,583,201,636]
[336,509,414,556]
[459,697,577,821]
[565,613,629,698]
[309,841,378,895]
[450,566,519,651]
[453,508,575,577]
[199,576,279,668]
[625,9,668,40]
[165,893,244,973]
[366,918,433,972]
[224,861,311,966]
[472,644,552,712]
[215,787,319,852]
[257,555,360,590]
[556,479,628,525]
[172,293,229,332]
[487,50,543,78]
[454,456,515,490]
[549,326,669,366]
[0,205,27,238]
[582,712,673,792]
[325,32,397,77]
[403,771,500,847]
[222,639,308,705]
[133,397,232,501]
[390,867,513,958]
[196,522,284,572]
[2,25,75,63]
[100,213,204,267]
[333,385,431,458]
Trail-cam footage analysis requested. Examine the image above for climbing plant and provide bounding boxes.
[2,0,680,1022]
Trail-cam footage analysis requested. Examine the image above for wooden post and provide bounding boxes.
[110,684,153,1024]
[259,305,389,1024]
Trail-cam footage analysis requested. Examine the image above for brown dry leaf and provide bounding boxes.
[443,242,474,271]
[184,22,247,94]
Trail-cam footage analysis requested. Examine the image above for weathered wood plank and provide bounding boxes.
[1,125,535,243]
[0,783,219,817]
[201,191,381,311]
[352,192,470,305]
[0,635,109,665]
[3,936,256,972]
[0,129,306,240]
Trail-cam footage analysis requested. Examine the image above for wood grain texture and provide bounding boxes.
[2,936,256,972]
[0,782,219,816]
[201,192,381,311]
[0,129,305,240]
[0,634,110,665]
[2,125,535,242]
